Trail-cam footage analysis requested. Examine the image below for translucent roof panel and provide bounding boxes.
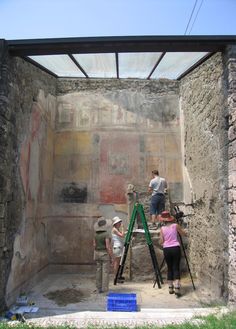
[73,53,116,78]
[151,52,209,80]
[27,51,211,80]
[29,55,85,77]
[119,52,162,79]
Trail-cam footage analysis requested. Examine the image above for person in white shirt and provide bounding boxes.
[148,170,167,228]
[111,216,125,283]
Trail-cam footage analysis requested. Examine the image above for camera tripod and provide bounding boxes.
[114,201,163,288]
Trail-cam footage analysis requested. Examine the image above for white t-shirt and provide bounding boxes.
[149,176,167,196]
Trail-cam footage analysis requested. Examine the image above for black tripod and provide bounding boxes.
[157,206,196,290]
[114,202,163,288]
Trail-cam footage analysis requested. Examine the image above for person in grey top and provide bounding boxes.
[148,170,167,228]
[93,217,113,293]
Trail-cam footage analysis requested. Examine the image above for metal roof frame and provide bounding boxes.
[5,35,236,80]
[6,35,236,56]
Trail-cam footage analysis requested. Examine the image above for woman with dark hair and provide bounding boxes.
[159,210,187,298]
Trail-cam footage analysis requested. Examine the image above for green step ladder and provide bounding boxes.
[114,202,163,288]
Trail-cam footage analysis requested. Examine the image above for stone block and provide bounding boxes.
[0,204,5,218]
[228,172,236,188]
[0,219,5,232]
[229,158,236,172]
[228,93,236,107]
[231,215,236,228]
[0,233,5,248]
[229,110,236,126]
[229,80,236,93]
[229,140,236,158]
[228,125,236,142]
[228,189,236,203]
[229,201,236,214]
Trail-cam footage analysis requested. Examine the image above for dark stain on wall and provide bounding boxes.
[60,182,87,203]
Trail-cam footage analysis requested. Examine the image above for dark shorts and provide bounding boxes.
[150,193,165,215]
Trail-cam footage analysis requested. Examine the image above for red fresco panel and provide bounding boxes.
[100,133,139,204]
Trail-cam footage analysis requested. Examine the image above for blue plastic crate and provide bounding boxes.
[107,293,137,312]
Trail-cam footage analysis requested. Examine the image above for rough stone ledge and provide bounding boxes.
[26,307,229,328]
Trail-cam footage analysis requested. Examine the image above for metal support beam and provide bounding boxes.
[7,36,236,56]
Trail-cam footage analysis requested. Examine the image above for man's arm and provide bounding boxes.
[105,238,113,259]
[113,226,124,238]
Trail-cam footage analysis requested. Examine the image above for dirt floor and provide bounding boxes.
[14,272,229,327]
[24,272,202,317]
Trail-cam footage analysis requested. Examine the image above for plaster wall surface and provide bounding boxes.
[180,53,229,300]
[51,79,183,264]
[0,42,57,307]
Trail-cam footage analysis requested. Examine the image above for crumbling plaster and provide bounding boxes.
[0,40,57,307]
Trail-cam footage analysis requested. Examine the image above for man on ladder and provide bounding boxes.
[148,170,168,229]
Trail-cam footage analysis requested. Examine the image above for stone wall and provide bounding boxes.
[225,46,236,303]
[0,41,57,308]
[0,40,12,309]
[180,53,229,300]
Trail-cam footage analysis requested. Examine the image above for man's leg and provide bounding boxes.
[151,214,156,224]
[96,260,102,293]
[156,194,165,226]
[150,195,158,226]
[102,258,110,293]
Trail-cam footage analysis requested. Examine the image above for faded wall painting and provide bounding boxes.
[54,89,183,206]
[6,90,56,304]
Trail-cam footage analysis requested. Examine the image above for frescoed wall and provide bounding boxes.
[5,85,57,304]
[3,69,183,302]
[48,80,183,264]
[54,87,182,205]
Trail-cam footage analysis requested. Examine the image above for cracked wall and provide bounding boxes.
[180,52,229,300]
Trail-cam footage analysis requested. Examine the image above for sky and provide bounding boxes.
[0,0,236,40]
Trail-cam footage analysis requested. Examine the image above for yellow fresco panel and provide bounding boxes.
[45,127,54,152]
[54,132,91,155]
[73,132,91,154]
[146,156,165,178]
[165,135,181,154]
[145,135,164,154]
[166,159,183,182]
